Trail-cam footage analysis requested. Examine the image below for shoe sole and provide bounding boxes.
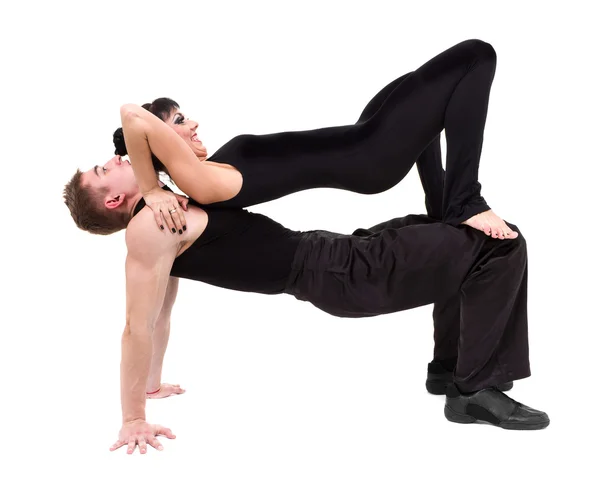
[426,380,513,395]
[444,405,550,430]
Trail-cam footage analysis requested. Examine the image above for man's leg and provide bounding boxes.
[454,224,531,391]
[289,218,548,428]
[444,225,548,429]
[426,293,514,394]
[353,215,473,394]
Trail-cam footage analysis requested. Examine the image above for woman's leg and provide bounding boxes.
[357,73,445,220]
[354,40,496,225]
[335,39,510,233]
[357,52,518,239]
[148,39,512,238]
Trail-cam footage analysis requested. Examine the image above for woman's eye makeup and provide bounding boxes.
[103,167,107,174]
[174,115,185,124]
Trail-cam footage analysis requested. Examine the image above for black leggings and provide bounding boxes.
[211,39,497,225]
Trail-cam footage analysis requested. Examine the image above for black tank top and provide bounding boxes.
[207,132,340,208]
[132,186,304,294]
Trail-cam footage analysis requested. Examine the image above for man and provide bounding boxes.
[63,151,548,454]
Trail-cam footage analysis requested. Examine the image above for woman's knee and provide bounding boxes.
[469,39,496,63]
[458,39,497,66]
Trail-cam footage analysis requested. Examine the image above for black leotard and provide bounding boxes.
[133,187,303,294]
[206,39,495,225]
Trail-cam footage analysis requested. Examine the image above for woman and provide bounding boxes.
[116,39,517,239]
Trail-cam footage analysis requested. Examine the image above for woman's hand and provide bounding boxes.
[173,193,190,212]
[109,419,176,454]
[142,186,188,234]
[146,383,186,399]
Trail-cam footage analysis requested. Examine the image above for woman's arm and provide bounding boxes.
[120,106,160,196]
[120,104,241,205]
[121,107,187,232]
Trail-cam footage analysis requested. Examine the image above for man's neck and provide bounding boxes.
[128,180,165,220]
[128,193,145,220]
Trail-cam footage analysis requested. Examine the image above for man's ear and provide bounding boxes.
[105,193,125,210]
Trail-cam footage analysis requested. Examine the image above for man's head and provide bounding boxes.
[63,155,140,235]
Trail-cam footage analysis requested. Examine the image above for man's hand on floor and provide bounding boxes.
[110,419,176,454]
[146,383,186,399]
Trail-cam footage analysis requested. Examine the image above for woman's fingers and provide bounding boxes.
[175,194,189,211]
[168,205,184,234]
[143,188,187,233]
[152,208,165,231]
[161,207,177,234]
[175,205,187,232]
[148,202,188,235]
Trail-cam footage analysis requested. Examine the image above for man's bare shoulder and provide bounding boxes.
[126,204,209,260]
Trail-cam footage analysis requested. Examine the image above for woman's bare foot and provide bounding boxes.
[461,210,519,240]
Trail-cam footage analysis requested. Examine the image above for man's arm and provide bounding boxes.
[146,277,179,394]
[121,218,179,424]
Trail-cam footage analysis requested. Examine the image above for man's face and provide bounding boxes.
[80,155,139,210]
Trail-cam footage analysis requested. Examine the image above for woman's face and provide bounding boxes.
[165,108,208,160]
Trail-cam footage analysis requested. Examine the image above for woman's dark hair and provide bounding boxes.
[112,97,180,177]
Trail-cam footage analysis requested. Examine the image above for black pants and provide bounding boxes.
[285,215,530,391]
[213,39,496,225]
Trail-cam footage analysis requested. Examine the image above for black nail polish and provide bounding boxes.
[160,225,164,230]
[183,225,187,231]
[179,229,183,235]
[172,228,176,233]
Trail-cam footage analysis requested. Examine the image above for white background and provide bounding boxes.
[1,0,598,477]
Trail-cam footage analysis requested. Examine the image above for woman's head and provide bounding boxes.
[112,98,207,177]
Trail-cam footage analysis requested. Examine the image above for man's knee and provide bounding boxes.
[505,223,528,262]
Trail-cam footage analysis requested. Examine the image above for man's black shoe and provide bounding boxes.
[444,383,550,430]
[426,360,513,395]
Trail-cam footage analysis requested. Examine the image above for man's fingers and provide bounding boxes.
[110,440,126,451]
[156,426,176,439]
[138,438,147,455]
[148,437,164,451]
[127,438,137,454]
